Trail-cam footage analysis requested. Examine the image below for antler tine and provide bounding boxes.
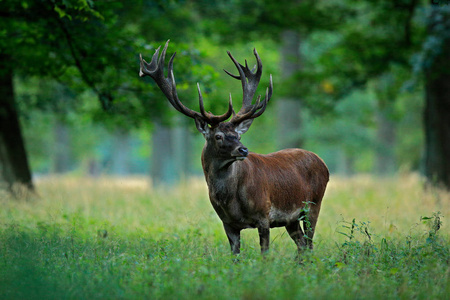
[225,51,261,109]
[225,51,247,93]
[139,40,172,102]
[170,69,232,123]
[139,46,159,77]
[261,74,273,106]
[140,40,233,125]
[198,83,234,124]
[168,70,199,119]
[252,88,271,118]
[233,96,261,121]
[251,74,273,118]
[158,40,169,71]
[164,52,184,112]
[226,48,272,125]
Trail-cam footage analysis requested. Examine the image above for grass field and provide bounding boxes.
[0,174,449,299]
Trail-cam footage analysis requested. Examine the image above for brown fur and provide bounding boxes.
[201,123,329,255]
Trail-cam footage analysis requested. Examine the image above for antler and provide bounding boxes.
[139,40,233,125]
[224,49,273,124]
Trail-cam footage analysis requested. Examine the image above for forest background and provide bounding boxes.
[1,1,450,299]
[1,0,450,190]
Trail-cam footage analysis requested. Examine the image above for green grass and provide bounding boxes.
[0,174,449,299]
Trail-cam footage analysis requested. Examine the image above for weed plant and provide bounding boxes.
[0,174,448,299]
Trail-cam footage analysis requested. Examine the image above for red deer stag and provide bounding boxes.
[139,40,329,255]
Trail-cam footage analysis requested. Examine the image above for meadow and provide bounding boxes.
[0,174,448,299]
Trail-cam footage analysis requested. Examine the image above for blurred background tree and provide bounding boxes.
[1,0,449,194]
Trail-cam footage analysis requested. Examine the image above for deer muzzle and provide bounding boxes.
[232,146,249,160]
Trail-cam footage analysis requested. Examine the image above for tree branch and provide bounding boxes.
[55,16,113,110]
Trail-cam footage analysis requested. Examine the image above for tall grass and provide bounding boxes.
[0,174,448,299]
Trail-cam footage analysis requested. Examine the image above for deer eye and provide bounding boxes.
[215,135,223,140]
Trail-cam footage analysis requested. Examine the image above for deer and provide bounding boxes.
[139,40,329,256]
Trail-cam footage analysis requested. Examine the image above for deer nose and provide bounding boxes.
[238,147,249,157]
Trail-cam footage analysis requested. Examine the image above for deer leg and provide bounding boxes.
[303,203,321,250]
[223,223,241,255]
[303,216,318,250]
[285,221,307,254]
[258,223,270,254]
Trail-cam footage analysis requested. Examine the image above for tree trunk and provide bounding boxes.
[375,107,396,175]
[151,122,176,185]
[424,8,450,189]
[150,120,193,186]
[53,120,72,173]
[111,129,130,176]
[0,55,34,194]
[172,117,192,180]
[277,30,303,149]
[336,150,355,176]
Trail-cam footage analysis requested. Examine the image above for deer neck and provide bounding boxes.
[201,147,245,206]
[201,145,241,185]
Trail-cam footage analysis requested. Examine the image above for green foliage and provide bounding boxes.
[289,0,422,105]
[1,0,439,178]
[334,212,449,291]
[413,5,450,74]
[195,0,346,43]
[1,0,223,129]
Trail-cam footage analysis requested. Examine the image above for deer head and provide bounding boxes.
[139,40,273,164]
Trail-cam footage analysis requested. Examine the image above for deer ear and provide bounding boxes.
[194,116,210,137]
[235,119,253,135]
